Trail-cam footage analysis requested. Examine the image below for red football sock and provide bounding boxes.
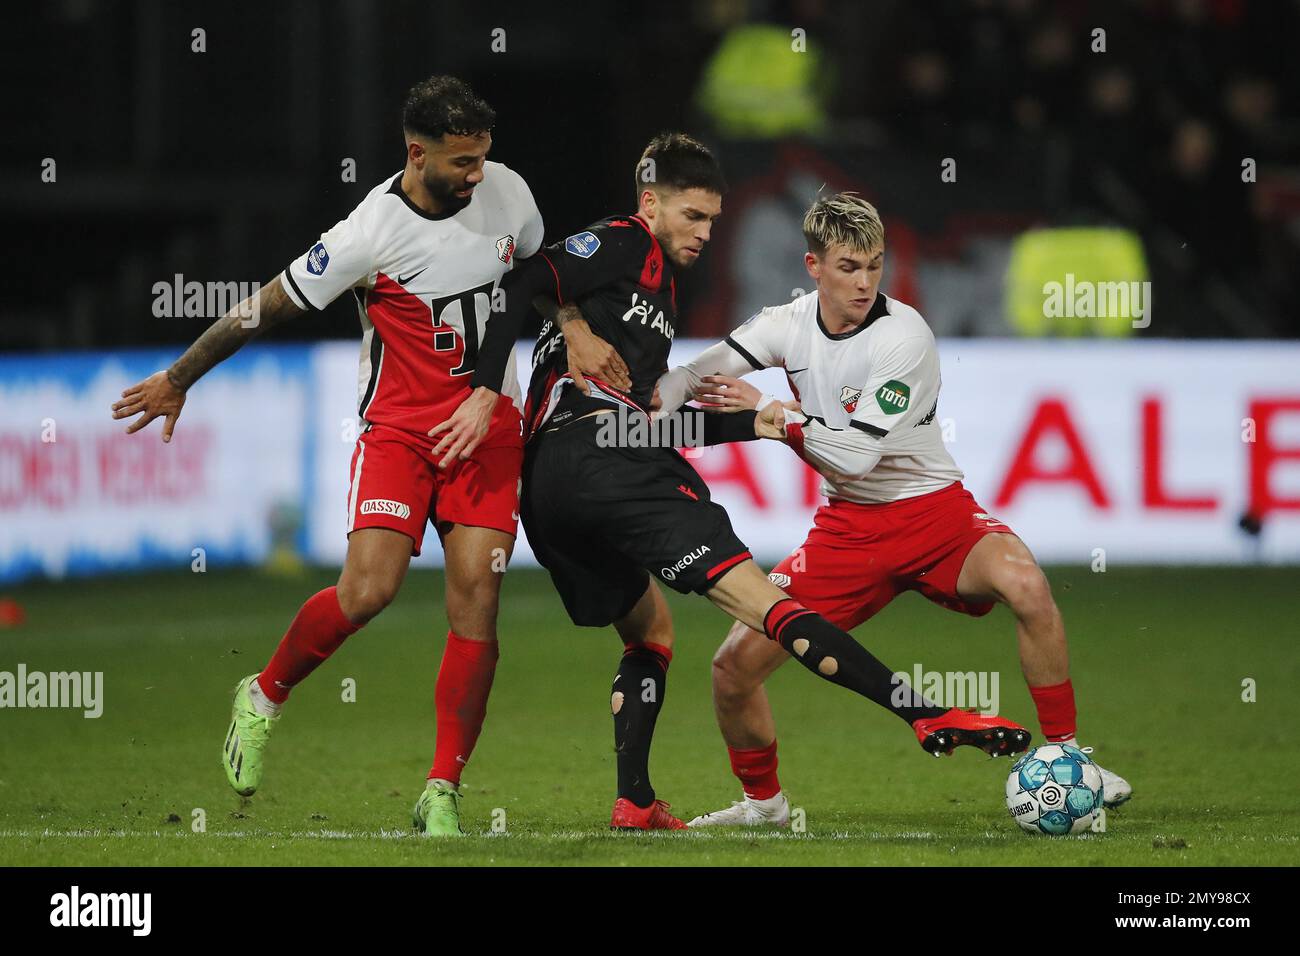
[728,740,781,800]
[428,632,500,785]
[1029,679,1077,743]
[257,587,360,704]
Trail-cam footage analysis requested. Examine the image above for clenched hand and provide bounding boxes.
[755,401,803,440]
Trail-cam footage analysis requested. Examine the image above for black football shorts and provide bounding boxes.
[521,414,751,627]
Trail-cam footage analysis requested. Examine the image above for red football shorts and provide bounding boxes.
[768,481,1015,630]
[346,417,523,556]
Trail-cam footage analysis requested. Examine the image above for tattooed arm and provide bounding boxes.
[111,274,305,441]
[532,297,630,395]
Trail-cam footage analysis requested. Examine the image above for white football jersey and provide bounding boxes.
[663,291,963,503]
[281,162,543,436]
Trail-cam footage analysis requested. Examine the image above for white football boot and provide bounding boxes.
[687,792,791,828]
[1073,744,1132,807]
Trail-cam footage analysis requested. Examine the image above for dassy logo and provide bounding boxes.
[496,234,515,264]
[50,886,151,936]
[359,498,411,519]
[660,545,711,582]
[876,379,910,415]
[839,386,863,413]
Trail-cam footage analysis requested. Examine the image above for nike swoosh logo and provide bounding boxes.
[786,367,808,374]
[397,267,427,285]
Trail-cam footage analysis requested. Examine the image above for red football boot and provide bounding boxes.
[610,797,688,830]
[912,708,1032,758]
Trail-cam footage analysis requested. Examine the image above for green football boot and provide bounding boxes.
[412,782,465,837]
[223,674,279,797]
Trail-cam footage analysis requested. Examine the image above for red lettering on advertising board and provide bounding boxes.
[1247,399,1300,517]
[692,442,768,509]
[995,398,1110,509]
[96,427,211,503]
[1141,397,1217,510]
[0,435,80,509]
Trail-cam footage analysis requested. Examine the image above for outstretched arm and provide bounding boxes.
[654,337,771,420]
[111,274,305,441]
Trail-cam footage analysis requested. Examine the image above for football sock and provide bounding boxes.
[257,587,360,704]
[728,741,781,800]
[428,632,499,785]
[247,677,282,717]
[1029,678,1077,743]
[612,641,672,808]
[763,598,946,724]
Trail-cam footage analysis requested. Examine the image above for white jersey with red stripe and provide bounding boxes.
[656,290,963,503]
[281,163,544,439]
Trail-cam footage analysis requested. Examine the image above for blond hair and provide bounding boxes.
[802,191,884,257]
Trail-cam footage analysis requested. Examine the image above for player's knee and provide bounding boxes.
[445,578,502,638]
[711,641,760,701]
[337,575,400,625]
[1000,566,1055,620]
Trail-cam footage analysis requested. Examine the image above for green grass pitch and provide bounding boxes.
[1,565,1297,866]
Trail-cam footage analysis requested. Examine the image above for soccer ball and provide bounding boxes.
[1005,744,1104,835]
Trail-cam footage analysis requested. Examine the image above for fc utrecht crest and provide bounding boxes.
[496,235,515,264]
[839,386,863,413]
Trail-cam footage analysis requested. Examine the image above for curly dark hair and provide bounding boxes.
[634,132,727,197]
[402,75,496,140]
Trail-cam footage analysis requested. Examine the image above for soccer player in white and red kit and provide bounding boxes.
[111,76,624,836]
[655,193,1132,827]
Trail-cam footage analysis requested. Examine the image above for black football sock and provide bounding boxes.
[612,642,671,807]
[763,598,946,725]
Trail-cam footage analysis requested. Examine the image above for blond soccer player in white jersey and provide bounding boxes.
[654,193,1131,828]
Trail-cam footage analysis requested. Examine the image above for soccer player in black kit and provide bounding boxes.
[433,133,1029,829]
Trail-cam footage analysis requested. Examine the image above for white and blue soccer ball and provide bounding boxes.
[1005,744,1104,835]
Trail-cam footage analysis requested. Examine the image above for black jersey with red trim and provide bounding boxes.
[523,215,677,437]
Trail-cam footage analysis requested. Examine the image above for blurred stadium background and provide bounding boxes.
[3,0,1298,585]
